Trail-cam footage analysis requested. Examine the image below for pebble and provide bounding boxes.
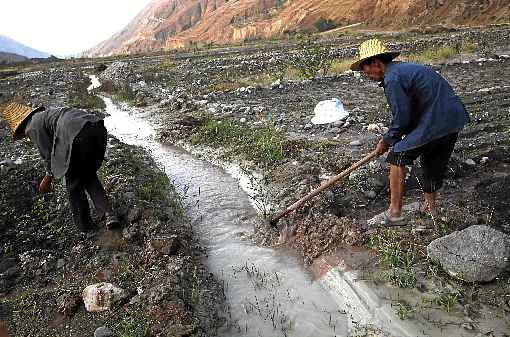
[480,157,489,165]
[349,140,362,147]
[240,118,247,123]
[94,326,113,337]
[304,123,313,130]
[465,159,476,166]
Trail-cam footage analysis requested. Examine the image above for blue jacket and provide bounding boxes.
[382,62,470,152]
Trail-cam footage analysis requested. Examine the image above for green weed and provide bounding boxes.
[394,302,416,320]
[287,39,333,78]
[368,231,417,288]
[328,58,356,74]
[432,291,459,313]
[191,119,288,166]
[117,318,149,337]
[405,46,458,63]
[67,79,105,110]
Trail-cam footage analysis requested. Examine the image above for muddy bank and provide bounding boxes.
[0,66,224,336]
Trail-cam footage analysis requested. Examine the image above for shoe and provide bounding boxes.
[366,210,405,228]
[381,211,405,226]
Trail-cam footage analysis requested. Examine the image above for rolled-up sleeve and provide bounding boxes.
[25,115,53,176]
[383,79,413,146]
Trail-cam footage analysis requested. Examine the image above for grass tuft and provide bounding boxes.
[191,118,288,166]
[405,46,457,64]
[368,231,417,288]
[328,58,356,74]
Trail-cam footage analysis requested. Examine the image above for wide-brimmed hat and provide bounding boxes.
[350,39,400,71]
[311,98,349,125]
[0,102,43,140]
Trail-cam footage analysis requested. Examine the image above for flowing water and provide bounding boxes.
[101,94,350,336]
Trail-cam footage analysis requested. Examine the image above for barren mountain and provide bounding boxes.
[84,0,510,56]
[0,34,49,59]
[0,52,28,65]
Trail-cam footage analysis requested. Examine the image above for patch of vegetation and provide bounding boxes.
[405,46,458,64]
[431,290,460,313]
[67,79,106,110]
[191,118,289,166]
[287,38,333,78]
[461,40,480,53]
[9,288,56,336]
[116,318,150,337]
[393,301,416,320]
[314,18,337,32]
[160,59,175,70]
[368,230,417,288]
[328,58,356,74]
[99,80,137,105]
[104,142,185,219]
[115,261,147,289]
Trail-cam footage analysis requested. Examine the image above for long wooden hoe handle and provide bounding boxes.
[270,150,379,226]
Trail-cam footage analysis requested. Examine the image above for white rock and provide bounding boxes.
[271,79,281,87]
[465,159,476,166]
[240,118,247,123]
[82,283,128,312]
[480,157,489,165]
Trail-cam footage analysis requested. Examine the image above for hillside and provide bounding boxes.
[83,0,510,56]
[0,52,28,65]
[0,35,49,59]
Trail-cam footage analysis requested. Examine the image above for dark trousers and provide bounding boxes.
[386,132,458,193]
[65,121,111,229]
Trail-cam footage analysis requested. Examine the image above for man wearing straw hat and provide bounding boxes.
[350,39,470,225]
[1,102,119,231]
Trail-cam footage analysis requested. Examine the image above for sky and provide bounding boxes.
[0,0,153,56]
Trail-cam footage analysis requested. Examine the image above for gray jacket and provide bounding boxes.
[25,107,102,179]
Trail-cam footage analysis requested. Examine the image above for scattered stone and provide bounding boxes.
[349,140,362,147]
[58,295,82,318]
[427,225,510,282]
[465,158,476,166]
[94,326,113,337]
[366,123,389,134]
[82,283,128,312]
[304,123,313,130]
[480,156,489,165]
[270,79,281,88]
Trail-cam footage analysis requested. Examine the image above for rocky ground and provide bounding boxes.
[1,24,510,336]
[81,25,510,335]
[0,65,225,335]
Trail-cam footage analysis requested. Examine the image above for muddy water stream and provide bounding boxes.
[101,96,350,336]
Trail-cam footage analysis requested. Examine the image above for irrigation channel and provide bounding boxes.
[91,79,352,337]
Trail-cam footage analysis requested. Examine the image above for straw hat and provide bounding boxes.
[0,102,43,140]
[350,39,400,71]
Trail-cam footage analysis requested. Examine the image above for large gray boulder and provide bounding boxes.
[427,225,510,282]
